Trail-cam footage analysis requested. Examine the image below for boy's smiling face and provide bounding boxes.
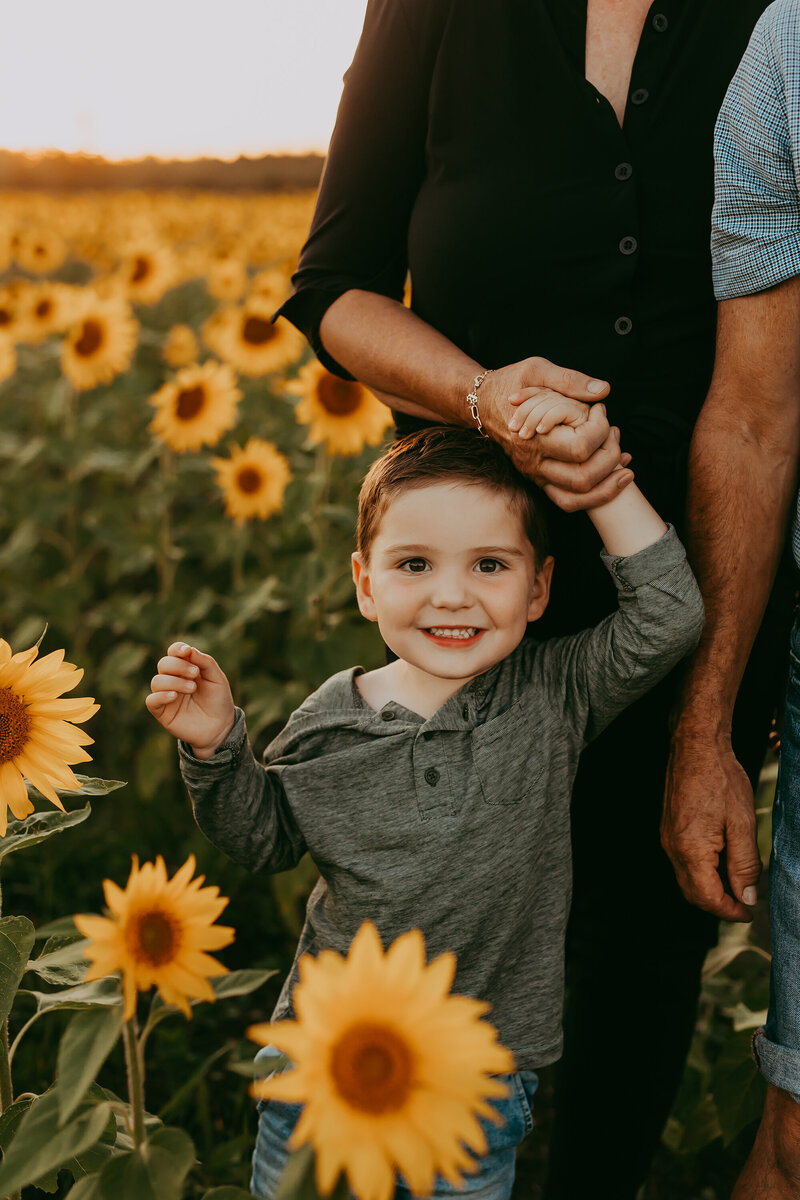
[352,481,553,687]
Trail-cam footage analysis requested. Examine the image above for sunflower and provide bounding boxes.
[206,256,248,301]
[162,323,199,368]
[22,282,80,344]
[0,638,99,837]
[61,293,139,391]
[212,437,291,524]
[248,266,291,310]
[14,225,67,275]
[202,301,303,378]
[250,922,513,1200]
[149,360,241,453]
[117,242,177,306]
[288,361,394,455]
[75,855,235,1020]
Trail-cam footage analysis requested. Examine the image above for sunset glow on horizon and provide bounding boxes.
[1,0,368,161]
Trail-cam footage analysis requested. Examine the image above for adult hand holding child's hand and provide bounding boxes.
[145,643,235,759]
[477,356,633,508]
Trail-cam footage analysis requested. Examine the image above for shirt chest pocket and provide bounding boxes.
[470,700,547,807]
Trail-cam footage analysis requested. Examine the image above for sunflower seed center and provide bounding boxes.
[317,376,361,417]
[75,319,104,357]
[330,1022,414,1114]
[0,309,12,327]
[0,686,32,765]
[242,316,274,346]
[176,385,206,421]
[236,467,263,495]
[36,300,52,319]
[129,909,179,966]
[131,256,151,283]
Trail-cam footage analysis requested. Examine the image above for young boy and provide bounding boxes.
[146,423,703,1200]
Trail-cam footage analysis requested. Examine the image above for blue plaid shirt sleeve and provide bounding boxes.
[712,0,800,300]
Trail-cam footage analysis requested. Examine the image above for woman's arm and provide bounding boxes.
[321,289,630,506]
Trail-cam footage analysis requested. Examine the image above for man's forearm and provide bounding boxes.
[679,285,800,736]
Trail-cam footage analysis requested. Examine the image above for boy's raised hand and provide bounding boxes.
[146,643,236,759]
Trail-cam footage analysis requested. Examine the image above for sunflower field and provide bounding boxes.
[0,186,776,1199]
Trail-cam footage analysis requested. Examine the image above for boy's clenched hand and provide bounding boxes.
[146,643,236,758]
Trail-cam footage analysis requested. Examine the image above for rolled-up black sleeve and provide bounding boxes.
[275,0,435,377]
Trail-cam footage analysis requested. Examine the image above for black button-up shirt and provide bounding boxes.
[278,0,766,627]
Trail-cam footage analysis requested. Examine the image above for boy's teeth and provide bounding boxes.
[428,627,478,639]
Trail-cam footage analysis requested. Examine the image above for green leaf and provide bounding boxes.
[29,934,87,985]
[0,915,36,1025]
[228,1051,289,1079]
[35,915,80,940]
[0,1086,111,1195]
[65,775,127,796]
[712,1030,767,1145]
[27,937,90,976]
[57,1006,124,1125]
[0,804,92,860]
[22,975,123,1015]
[145,967,276,1033]
[70,1126,195,1200]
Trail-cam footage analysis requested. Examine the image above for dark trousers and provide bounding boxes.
[539,506,795,1199]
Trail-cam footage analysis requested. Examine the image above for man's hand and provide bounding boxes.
[480,356,633,507]
[662,726,762,922]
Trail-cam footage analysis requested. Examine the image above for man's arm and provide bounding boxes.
[663,278,800,922]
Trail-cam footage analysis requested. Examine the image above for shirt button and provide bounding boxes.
[614,316,633,336]
[652,13,668,32]
[615,162,633,181]
[423,730,436,741]
[424,767,440,786]
[381,710,396,721]
[619,236,638,255]
[631,88,649,106]
[461,704,469,720]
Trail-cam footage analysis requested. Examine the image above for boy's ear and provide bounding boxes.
[527,555,554,623]
[351,552,378,622]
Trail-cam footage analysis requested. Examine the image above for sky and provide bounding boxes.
[0,0,370,160]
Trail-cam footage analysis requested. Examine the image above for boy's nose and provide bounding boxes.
[430,573,471,609]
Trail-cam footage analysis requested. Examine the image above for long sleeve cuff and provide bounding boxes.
[600,524,689,593]
[178,707,248,778]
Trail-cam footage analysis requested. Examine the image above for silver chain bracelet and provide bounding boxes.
[466,369,493,437]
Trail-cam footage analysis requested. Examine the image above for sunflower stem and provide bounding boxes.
[123,1017,147,1157]
[158,446,176,606]
[0,1018,13,1114]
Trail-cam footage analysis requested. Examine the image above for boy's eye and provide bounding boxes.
[399,558,429,573]
[476,558,505,574]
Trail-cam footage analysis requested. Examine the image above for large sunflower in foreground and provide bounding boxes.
[75,854,235,1020]
[61,294,139,391]
[0,638,99,837]
[149,360,241,452]
[250,922,513,1200]
[202,301,303,378]
[288,361,394,455]
[212,437,291,524]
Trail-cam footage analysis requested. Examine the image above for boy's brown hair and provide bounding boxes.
[356,426,550,568]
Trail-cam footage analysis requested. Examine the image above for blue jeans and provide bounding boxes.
[753,617,800,1103]
[250,1046,538,1200]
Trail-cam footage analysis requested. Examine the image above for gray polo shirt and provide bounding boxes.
[180,526,703,1069]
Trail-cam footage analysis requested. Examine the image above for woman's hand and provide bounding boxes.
[145,643,236,759]
[478,356,633,508]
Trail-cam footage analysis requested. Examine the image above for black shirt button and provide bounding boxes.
[652,13,668,32]
[631,88,649,106]
[424,767,440,786]
[614,316,633,336]
[615,162,633,181]
[461,704,469,719]
[423,730,436,740]
[381,710,396,721]
[619,236,638,255]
